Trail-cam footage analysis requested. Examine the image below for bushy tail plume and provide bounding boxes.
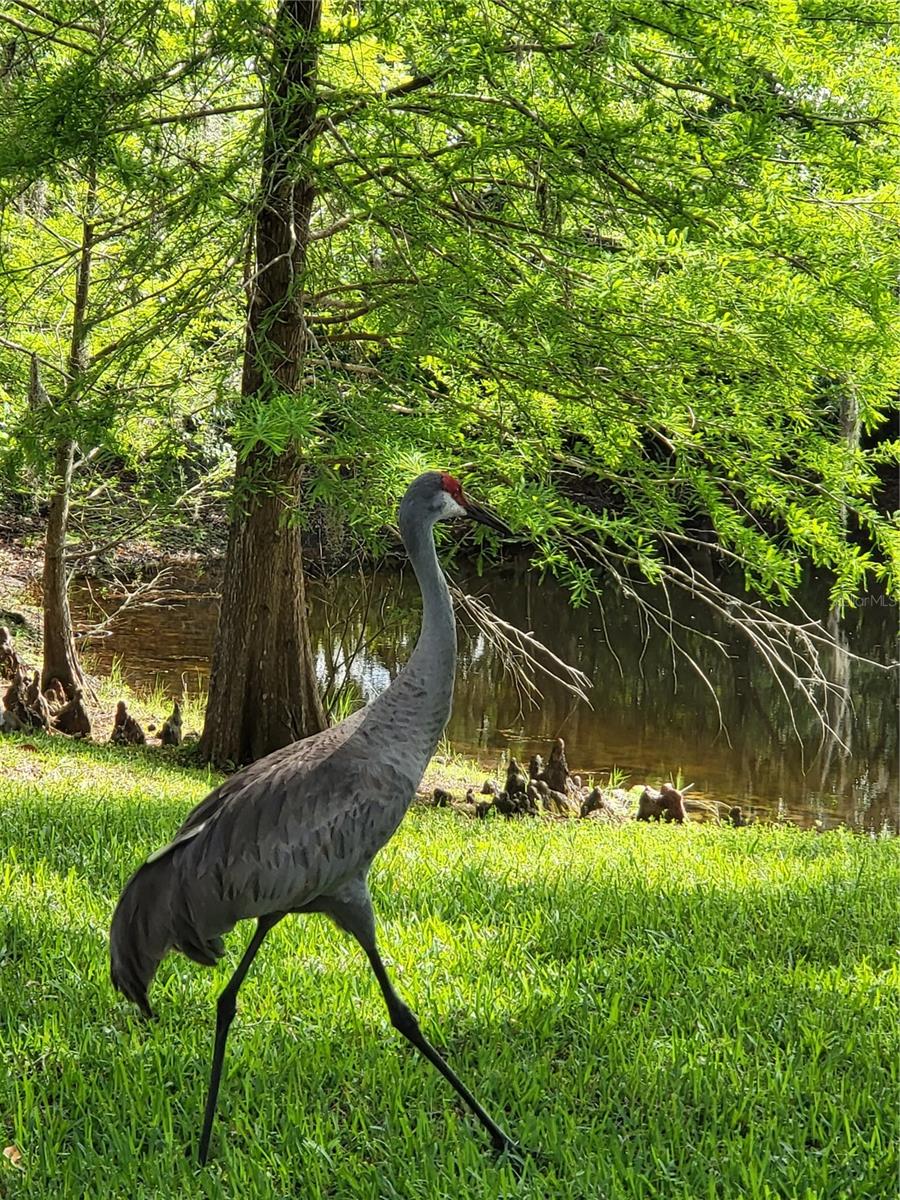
[110,857,226,1018]
[109,861,172,1018]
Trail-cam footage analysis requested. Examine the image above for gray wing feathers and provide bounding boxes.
[181,750,413,916]
[109,855,226,1017]
[110,704,420,1014]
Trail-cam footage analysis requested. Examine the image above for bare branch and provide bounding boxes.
[309,213,356,241]
[569,528,894,757]
[105,102,263,137]
[71,445,102,474]
[321,331,393,343]
[630,59,728,103]
[0,336,68,379]
[67,479,216,565]
[77,567,175,636]
[450,584,593,707]
[304,358,381,376]
[0,10,84,50]
[310,303,376,324]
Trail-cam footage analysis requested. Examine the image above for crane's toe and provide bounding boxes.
[492,1135,527,1177]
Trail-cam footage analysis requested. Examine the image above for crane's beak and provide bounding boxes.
[463,498,514,537]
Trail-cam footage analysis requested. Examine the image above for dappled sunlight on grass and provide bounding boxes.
[0,738,897,1197]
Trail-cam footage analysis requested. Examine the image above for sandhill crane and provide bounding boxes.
[110,471,520,1166]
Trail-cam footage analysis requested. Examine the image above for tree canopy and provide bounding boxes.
[1,0,897,736]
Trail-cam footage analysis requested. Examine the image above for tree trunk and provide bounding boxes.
[200,0,326,766]
[200,448,324,765]
[41,172,96,697]
[41,436,84,695]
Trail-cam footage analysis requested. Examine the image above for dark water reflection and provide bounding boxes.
[72,565,898,833]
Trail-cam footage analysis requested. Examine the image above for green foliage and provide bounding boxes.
[232,392,323,460]
[0,736,898,1197]
[301,0,900,610]
[0,0,898,605]
[0,0,257,541]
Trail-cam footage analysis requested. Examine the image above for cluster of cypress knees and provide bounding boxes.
[0,625,182,746]
[2,625,755,828]
[431,735,751,827]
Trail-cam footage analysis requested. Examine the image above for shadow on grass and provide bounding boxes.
[3,887,894,1200]
[0,725,216,774]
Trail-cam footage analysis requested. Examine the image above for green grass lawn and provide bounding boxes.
[0,734,898,1199]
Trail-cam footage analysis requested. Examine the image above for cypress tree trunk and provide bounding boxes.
[41,174,95,697]
[41,436,84,696]
[200,0,326,766]
[200,449,324,765]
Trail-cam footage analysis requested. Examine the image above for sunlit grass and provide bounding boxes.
[1,734,898,1198]
[87,655,209,739]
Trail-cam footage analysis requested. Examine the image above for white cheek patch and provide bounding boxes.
[438,491,467,519]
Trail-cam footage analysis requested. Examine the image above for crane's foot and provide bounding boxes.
[491,1135,528,1178]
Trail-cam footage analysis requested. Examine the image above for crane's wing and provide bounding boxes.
[143,711,369,867]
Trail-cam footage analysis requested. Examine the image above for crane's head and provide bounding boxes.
[401,471,512,535]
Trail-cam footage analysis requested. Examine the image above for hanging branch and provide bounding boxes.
[450,583,592,708]
[76,567,175,637]
[570,530,896,756]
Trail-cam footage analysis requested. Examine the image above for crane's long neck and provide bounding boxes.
[401,511,456,689]
[359,506,457,793]
[361,509,456,776]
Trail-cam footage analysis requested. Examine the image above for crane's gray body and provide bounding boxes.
[109,471,521,1165]
[110,472,458,1011]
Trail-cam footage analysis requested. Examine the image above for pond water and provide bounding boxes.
[72,563,898,834]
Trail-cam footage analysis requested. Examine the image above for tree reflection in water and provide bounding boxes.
[72,565,898,833]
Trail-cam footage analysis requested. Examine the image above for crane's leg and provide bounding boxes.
[198,913,283,1166]
[321,885,523,1165]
